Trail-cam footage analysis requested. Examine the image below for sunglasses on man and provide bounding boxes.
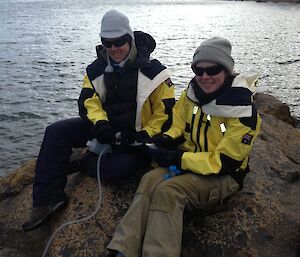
[192,65,224,76]
[101,35,130,48]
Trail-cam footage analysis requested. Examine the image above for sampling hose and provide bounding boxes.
[41,141,112,257]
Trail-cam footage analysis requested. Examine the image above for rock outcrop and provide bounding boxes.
[0,93,299,257]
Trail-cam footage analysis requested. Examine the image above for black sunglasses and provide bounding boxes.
[192,65,224,76]
[101,36,129,48]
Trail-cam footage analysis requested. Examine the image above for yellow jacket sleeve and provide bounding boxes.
[141,80,175,137]
[164,91,187,138]
[78,75,108,125]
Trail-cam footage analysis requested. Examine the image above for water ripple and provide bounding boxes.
[0,0,299,175]
[0,112,44,122]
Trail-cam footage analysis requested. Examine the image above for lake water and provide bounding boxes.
[0,0,299,176]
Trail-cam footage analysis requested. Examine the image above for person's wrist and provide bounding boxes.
[152,134,174,148]
[175,150,184,169]
[94,120,115,144]
[135,130,149,142]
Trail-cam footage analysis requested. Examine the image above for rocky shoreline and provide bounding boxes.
[1,92,299,257]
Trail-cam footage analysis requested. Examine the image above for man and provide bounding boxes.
[22,9,175,231]
[100,37,261,257]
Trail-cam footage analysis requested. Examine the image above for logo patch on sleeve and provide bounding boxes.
[241,133,253,145]
[165,78,174,87]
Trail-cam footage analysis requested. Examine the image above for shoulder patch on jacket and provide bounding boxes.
[241,133,253,145]
[165,78,174,87]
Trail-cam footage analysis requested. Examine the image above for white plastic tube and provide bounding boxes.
[41,142,112,257]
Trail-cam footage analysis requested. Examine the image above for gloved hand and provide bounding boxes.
[118,130,150,146]
[148,147,183,168]
[150,134,175,148]
[134,130,150,143]
[93,120,116,144]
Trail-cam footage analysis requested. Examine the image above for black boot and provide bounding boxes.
[22,199,68,231]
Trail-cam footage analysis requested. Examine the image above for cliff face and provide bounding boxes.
[0,93,299,257]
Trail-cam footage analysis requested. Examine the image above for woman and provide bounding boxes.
[100,37,261,257]
[22,9,175,232]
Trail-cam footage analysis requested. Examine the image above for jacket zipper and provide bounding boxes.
[204,114,211,152]
[196,110,204,152]
[190,106,198,152]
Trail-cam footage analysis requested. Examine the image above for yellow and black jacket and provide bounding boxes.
[165,73,261,182]
[78,31,175,137]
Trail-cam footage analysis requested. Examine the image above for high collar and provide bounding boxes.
[191,75,234,107]
[186,73,259,118]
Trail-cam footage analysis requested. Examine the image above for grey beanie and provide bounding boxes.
[192,37,234,75]
[99,9,134,39]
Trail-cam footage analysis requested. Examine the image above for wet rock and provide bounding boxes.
[0,93,299,257]
[0,159,35,200]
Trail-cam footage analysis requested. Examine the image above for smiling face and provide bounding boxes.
[194,62,226,94]
[106,42,130,63]
[102,36,131,63]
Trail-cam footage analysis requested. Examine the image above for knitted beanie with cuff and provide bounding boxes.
[192,37,234,75]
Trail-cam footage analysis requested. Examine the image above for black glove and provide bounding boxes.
[151,134,175,148]
[118,130,150,146]
[93,121,116,144]
[134,130,150,142]
[150,134,185,149]
[148,147,183,168]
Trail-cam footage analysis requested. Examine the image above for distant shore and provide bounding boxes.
[255,0,300,2]
[230,0,300,3]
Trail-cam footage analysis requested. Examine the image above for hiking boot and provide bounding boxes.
[22,199,68,231]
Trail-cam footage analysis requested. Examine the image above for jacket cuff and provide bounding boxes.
[136,130,150,141]
[176,150,184,170]
[92,120,110,136]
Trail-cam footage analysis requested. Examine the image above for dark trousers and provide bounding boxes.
[33,118,148,207]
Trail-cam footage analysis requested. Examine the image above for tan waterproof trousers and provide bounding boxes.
[107,167,240,257]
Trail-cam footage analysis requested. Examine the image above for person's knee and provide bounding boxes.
[140,170,158,184]
[137,168,167,194]
[99,156,132,183]
[44,120,67,140]
[150,181,185,213]
[99,154,151,183]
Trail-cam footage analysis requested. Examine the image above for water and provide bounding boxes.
[0,0,299,176]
